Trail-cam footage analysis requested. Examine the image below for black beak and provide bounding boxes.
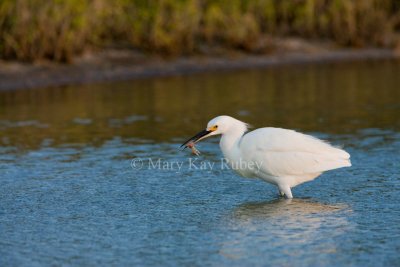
[180,129,212,148]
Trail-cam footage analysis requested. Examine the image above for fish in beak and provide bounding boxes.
[180,129,212,149]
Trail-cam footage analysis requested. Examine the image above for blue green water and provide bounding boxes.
[1,60,400,266]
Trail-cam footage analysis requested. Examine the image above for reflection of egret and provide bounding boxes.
[182,116,351,198]
[219,199,351,264]
[232,198,348,221]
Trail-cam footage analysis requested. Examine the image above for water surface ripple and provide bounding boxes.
[1,60,400,266]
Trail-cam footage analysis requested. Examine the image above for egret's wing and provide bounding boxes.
[240,128,351,176]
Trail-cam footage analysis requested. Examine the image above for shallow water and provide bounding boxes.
[1,60,400,266]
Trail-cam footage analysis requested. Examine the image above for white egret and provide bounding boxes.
[181,115,351,198]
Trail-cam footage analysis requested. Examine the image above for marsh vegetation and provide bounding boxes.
[1,0,399,62]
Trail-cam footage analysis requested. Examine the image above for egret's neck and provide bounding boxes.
[219,128,245,160]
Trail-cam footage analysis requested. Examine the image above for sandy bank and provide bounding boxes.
[1,42,399,91]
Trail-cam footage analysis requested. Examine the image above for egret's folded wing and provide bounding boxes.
[240,128,351,176]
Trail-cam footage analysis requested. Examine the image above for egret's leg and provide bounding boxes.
[278,184,293,199]
[279,190,285,197]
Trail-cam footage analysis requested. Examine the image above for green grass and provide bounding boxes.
[0,0,399,62]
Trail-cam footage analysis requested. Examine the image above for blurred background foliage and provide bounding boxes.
[0,0,399,62]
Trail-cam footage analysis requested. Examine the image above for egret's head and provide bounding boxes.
[181,115,249,148]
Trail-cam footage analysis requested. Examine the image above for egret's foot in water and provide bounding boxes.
[278,184,293,199]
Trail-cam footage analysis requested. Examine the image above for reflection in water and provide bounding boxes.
[233,198,348,221]
[1,60,400,266]
[0,60,400,148]
[219,199,351,264]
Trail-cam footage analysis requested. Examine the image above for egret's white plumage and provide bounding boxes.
[182,115,351,198]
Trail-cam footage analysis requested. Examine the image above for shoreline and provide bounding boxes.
[1,47,399,91]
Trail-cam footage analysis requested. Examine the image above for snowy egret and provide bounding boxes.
[181,115,351,198]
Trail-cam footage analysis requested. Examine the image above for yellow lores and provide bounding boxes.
[208,125,218,132]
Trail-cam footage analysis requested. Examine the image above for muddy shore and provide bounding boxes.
[1,43,399,91]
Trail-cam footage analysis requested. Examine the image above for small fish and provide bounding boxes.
[187,142,201,156]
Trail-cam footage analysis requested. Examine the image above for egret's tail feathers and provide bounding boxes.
[327,147,351,169]
[331,146,350,159]
[335,158,351,168]
[343,158,352,167]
